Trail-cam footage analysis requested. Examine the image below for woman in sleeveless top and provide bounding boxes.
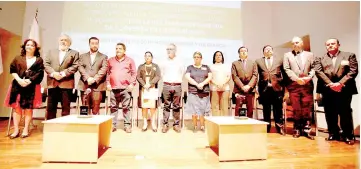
[136,51,161,132]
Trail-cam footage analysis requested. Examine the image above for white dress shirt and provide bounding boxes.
[160,56,185,83]
[90,51,97,65]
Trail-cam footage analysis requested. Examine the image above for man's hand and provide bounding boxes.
[106,85,112,91]
[126,84,134,92]
[197,82,204,90]
[53,72,63,81]
[144,83,151,90]
[301,76,312,84]
[296,78,305,85]
[242,85,250,93]
[87,77,96,85]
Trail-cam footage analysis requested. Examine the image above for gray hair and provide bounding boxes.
[59,33,72,45]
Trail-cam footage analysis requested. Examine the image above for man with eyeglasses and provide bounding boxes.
[159,43,185,133]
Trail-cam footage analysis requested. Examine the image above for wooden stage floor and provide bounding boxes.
[0,119,359,169]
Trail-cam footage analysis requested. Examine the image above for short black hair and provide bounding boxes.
[89,37,99,43]
[262,45,273,52]
[327,38,340,44]
[238,46,248,53]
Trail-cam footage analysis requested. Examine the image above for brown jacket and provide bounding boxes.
[44,48,79,89]
[78,51,108,91]
[231,59,258,94]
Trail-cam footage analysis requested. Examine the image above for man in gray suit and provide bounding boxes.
[315,38,358,145]
[78,37,108,115]
[44,34,79,120]
[231,46,258,118]
[283,37,315,139]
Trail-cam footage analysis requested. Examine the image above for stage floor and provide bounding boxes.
[0,119,359,169]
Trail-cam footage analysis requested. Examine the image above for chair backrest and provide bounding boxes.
[69,89,78,103]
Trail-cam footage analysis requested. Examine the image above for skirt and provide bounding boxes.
[4,83,42,109]
[184,93,211,116]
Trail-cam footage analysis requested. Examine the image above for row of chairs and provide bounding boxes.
[6,89,322,136]
[6,89,189,135]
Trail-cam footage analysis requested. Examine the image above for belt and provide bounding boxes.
[164,82,181,86]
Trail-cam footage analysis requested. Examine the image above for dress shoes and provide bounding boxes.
[325,135,340,141]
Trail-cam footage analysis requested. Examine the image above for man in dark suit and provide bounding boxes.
[44,34,79,120]
[283,37,315,139]
[255,45,287,134]
[314,38,358,145]
[231,46,258,118]
[78,37,108,115]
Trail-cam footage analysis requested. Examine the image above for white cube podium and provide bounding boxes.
[205,116,268,162]
[42,115,113,163]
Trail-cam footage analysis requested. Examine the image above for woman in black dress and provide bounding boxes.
[4,39,44,139]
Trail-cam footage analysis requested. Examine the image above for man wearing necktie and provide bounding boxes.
[231,46,258,118]
[78,37,108,115]
[314,38,358,145]
[283,37,315,139]
[44,34,79,120]
[255,45,287,134]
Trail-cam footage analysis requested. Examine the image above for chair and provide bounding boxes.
[135,95,161,128]
[282,98,317,138]
[158,91,187,129]
[79,90,108,115]
[6,88,48,136]
[106,91,134,128]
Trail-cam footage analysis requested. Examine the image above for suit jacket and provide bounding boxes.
[255,55,286,94]
[283,51,315,89]
[314,51,358,95]
[231,59,258,93]
[44,48,79,89]
[78,51,108,91]
[9,55,44,104]
[137,63,161,88]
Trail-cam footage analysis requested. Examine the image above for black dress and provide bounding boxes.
[7,55,44,109]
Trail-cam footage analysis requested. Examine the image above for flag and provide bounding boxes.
[0,44,3,75]
[28,15,40,46]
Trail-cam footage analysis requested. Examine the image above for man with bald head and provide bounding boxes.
[314,38,358,145]
[44,34,79,120]
[283,36,315,139]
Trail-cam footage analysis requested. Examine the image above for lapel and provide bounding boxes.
[302,52,311,73]
[261,57,268,71]
[60,49,71,65]
[19,55,28,71]
[269,56,277,71]
[333,51,343,74]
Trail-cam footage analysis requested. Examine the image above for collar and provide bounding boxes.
[327,50,340,58]
[264,55,273,59]
[115,55,127,61]
[292,50,303,56]
[90,51,98,55]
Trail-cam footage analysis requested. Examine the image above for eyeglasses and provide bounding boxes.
[166,48,175,51]
[193,56,202,59]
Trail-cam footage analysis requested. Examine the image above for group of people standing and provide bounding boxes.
[5,35,357,145]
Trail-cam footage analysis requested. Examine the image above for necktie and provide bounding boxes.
[266,58,271,69]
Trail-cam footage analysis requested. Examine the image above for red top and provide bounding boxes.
[107,55,137,89]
